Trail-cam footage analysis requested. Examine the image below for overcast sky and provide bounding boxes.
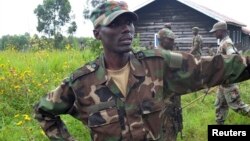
[0,0,249,37]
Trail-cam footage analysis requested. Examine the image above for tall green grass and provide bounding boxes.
[1,49,250,141]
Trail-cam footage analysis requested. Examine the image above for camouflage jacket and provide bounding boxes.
[217,35,237,55]
[34,49,250,141]
[191,34,203,57]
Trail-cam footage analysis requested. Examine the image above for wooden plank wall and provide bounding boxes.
[134,0,247,53]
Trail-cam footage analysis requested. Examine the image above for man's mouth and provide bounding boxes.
[119,35,133,45]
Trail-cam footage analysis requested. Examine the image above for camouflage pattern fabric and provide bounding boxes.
[157,28,176,40]
[90,1,138,28]
[190,34,203,58]
[161,94,182,141]
[215,35,250,124]
[157,28,183,139]
[34,49,250,141]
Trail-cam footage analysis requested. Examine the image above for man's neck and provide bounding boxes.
[220,34,228,41]
[104,52,130,70]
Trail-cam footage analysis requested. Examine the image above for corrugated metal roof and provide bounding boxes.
[133,0,246,27]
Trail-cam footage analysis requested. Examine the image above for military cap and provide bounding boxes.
[192,27,199,31]
[210,21,227,32]
[157,28,176,40]
[90,1,138,28]
[164,23,172,29]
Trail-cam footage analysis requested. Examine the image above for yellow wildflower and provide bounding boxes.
[0,64,5,68]
[0,77,5,81]
[23,114,31,121]
[16,121,23,126]
[41,130,46,136]
[0,90,4,95]
[44,79,49,83]
[14,85,20,89]
[37,83,42,87]
[14,114,20,118]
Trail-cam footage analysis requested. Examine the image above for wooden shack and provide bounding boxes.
[133,0,248,53]
[241,27,250,51]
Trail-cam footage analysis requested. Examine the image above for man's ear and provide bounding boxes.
[93,28,100,40]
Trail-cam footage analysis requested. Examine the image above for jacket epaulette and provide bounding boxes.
[64,60,99,85]
[135,49,182,68]
[134,49,165,59]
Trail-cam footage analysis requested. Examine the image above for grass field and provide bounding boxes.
[1,49,250,141]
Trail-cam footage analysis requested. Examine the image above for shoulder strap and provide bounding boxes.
[133,49,165,60]
[64,60,99,85]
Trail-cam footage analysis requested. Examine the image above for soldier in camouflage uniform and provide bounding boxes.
[190,27,203,58]
[210,21,250,125]
[164,23,172,30]
[157,28,183,140]
[157,28,176,51]
[34,1,250,141]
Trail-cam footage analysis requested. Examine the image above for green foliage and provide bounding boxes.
[34,0,78,48]
[0,34,30,51]
[0,34,98,51]
[67,21,77,35]
[0,49,93,140]
[83,37,102,54]
[1,49,250,140]
[132,33,146,52]
[34,0,76,40]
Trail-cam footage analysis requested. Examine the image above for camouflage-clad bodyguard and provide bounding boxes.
[190,27,203,58]
[157,28,176,51]
[34,1,250,141]
[210,21,250,125]
[157,28,183,140]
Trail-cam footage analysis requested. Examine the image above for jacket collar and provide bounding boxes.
[94,52,146,87]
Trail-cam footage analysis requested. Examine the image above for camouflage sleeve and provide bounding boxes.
[34,78,76,141]
[164,51,250,94]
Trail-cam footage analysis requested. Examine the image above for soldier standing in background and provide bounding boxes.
[210,21,250,125]
[164,22,172,29]
[34,1,250,141]
[157,28,175,50]
[157,27,183,140]
[190,27,203,58]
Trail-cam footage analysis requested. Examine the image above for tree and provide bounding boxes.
[67,21,77,36]
[34,0,73,38]
[83,0,107,20]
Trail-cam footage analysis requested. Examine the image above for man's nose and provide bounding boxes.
[121,24,133,33]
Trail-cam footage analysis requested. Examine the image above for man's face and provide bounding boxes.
[213,30,223,39]
[94,14,135,54]
[192,30,198,35]
[160,37,174,50]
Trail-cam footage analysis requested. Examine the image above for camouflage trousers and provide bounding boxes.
[215,84,250,124]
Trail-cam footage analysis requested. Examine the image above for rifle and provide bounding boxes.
[181,87,217,110]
